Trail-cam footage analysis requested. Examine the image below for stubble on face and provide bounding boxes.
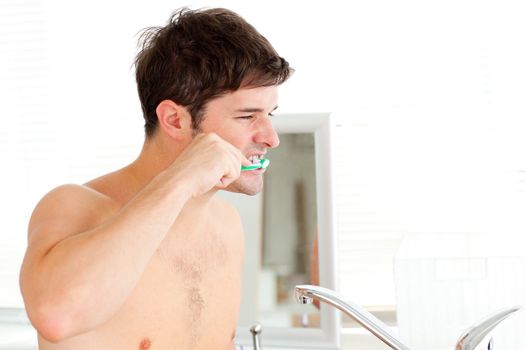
[225,175,264,196]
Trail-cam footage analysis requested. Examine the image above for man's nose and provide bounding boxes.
[254,117,280,148]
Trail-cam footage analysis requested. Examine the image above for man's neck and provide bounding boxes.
[127,137,176,185]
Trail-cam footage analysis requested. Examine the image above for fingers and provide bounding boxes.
[190,133,242,189]
[217,143,244,188]
[169,132,251,196]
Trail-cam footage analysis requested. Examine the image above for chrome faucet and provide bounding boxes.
[295,284,411,350]
[295,284,521,350]
[250,323,262,350]
[455,305,521,350]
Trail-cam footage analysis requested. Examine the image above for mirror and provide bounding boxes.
[219,113,340,349]
[260,132,318,328]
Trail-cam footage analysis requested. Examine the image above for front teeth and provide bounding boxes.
[249,155,261,164]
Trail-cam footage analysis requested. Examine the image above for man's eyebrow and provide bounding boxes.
[234,106,279,113]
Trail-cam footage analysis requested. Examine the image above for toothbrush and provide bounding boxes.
[241,158,270,171]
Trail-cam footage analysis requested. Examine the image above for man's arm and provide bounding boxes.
[19,133,248,342]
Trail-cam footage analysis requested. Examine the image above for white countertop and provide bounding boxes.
[0,322,453,350]
[0,323,37,350]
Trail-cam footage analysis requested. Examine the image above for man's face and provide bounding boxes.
[197,85,280,195]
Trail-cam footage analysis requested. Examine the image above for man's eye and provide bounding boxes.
[269,113,275,117]
[238,116,253,119]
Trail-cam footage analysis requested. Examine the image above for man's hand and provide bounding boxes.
[165,133,251,198]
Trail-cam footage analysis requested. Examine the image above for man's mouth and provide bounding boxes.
[241,154,270,172]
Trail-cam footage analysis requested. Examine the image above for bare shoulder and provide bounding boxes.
[27,184,120,252]
[212,196,242,226]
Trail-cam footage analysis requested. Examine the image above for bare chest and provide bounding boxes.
[119,228,244,349]
[42,228,245,350]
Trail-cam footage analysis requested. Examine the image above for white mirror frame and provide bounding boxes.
[236,112,340,349]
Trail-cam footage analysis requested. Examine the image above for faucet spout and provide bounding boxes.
[295,284,412,350]
[455,305,521,350]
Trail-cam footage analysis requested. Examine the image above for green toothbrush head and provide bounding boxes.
[260,158,270,169]
[241,158,270,171]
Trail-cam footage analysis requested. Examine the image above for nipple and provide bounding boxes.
[139,338,151,350]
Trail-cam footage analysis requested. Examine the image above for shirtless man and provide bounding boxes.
[19,8,292,350]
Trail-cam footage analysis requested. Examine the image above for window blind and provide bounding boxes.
[0,0,142,308]
[0,0,49,308]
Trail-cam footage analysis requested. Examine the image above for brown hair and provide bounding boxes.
[134,7,293,137]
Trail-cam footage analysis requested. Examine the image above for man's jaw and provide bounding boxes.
[224,170,265,195]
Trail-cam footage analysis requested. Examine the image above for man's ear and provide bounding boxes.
[156,100,192,139]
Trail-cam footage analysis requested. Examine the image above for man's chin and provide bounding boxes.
[224,181,263,196]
